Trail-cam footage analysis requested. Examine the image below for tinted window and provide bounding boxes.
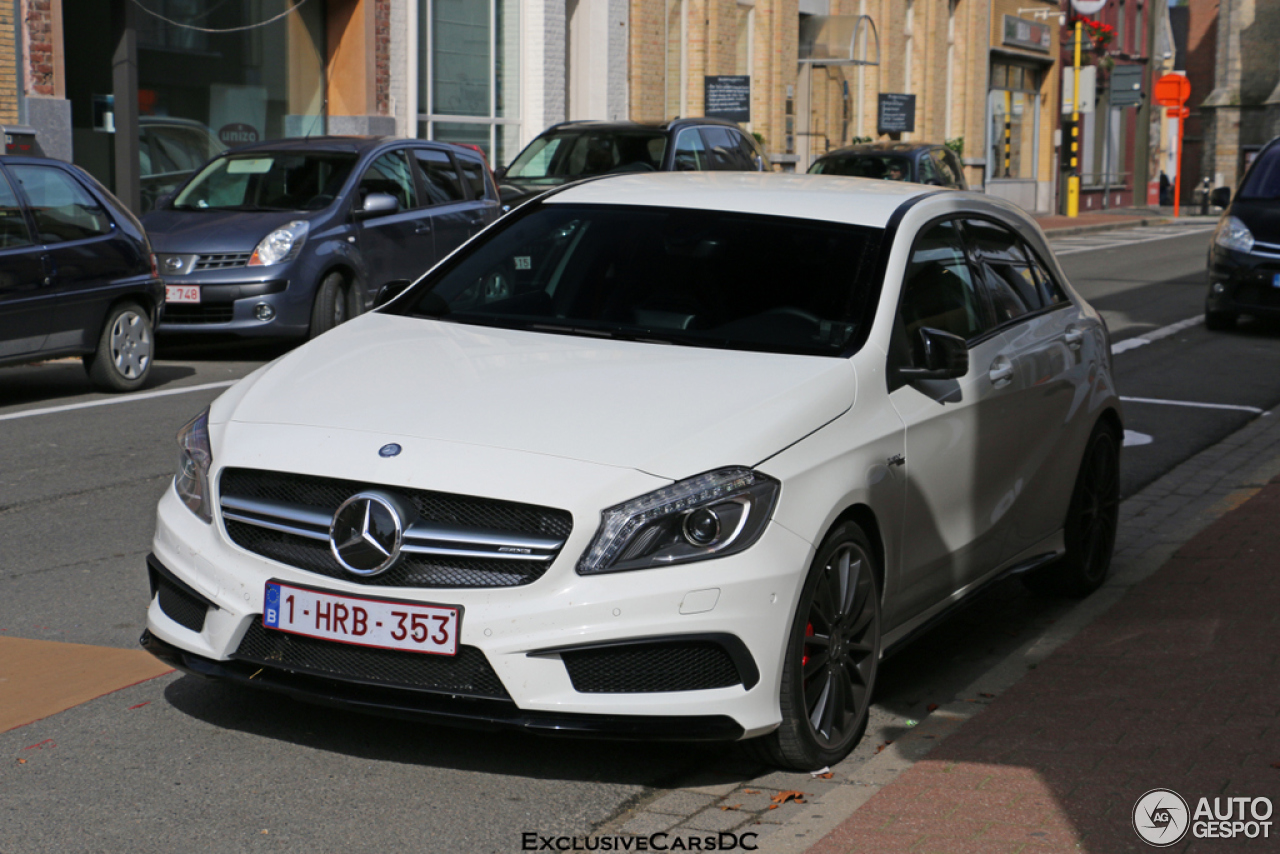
[505,131,667,179]
[457,156,487,199]
[812,154,912,182]
[735,134,761,169]
[930,150,962,187]
[918,155,943,185]
[673,128,708,171]
[700,127,752,170]
[0,169,32,248]
[900,220,987,343]
[173,152,358,211]
[964,219,1043,323]
[405,205,882,357]
[142,125,221,176]
[9,164,111,242]
[413,148,467,205]
[359,150,418,211]
[1238,144,1280,200]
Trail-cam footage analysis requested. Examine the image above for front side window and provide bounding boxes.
[673,128,707,171]
[701,127,751,170]
[9,165,111,243]
[173,152,358,211]
[899,220,987,346]
[359,150,418,211]
[964,219,1044,324]
[0,170,33,247]
[398,204,882,357]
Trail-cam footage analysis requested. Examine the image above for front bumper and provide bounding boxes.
[143,476,815,740]
[1207,244,1280,318]
[157,265,311,338]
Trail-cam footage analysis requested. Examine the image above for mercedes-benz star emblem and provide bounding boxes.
[378,443,402,458]
[329,492,405,576]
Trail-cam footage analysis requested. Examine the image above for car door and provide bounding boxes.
[0,164,51,359]
[886,218,1027,626]
[7,162,137,353]
[963,217,1092,558]
[354,148,427,290]
[700,127,752,171]
[408,147,474,270]
[452,151,502,236]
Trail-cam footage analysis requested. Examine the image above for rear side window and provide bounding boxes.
[412,149,467,205]
[456,156,488,200]
[964,219,1050,323]
[9,164,112,242]
[0,169,32,247]
[700,127,752,170]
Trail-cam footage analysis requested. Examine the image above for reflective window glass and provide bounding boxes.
[673,128,707,171]
[0,170,33,248]
[359,150,418,211]
[900,220,987,344]
[413,148,468,205]
[9,165,111,243]
[964,219,1042,323]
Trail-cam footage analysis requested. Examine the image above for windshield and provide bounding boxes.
[173,152,358,211]
[811,154,913,182]
[504,131,668,182]
[397,204,882,357]
[1238,145,1280,200]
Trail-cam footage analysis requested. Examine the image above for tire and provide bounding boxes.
[752,520,882,771]
[309,271,349,338]
[1204,310,1237,331]
[1023,422,1120,598]
[83,302,153,393]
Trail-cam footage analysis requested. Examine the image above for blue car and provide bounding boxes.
[143,136,501,339]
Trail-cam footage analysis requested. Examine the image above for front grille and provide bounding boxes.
[156,575,208,632]
[163,304,236,325]
[194,252,251,270]
[562,641,743,693]
[219,468,572,588]
[233,618,509,699]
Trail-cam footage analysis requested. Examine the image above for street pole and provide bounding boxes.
[1068,20,1082,218]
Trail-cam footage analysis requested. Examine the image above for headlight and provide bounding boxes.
[174,407,213,523]
[1214,216,1254,253]
[577,468,780,575]
[248,220,309,266]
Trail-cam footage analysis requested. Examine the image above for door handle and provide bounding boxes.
[1064,326,1084,351]
[988,356,1014,387]
[415,222,432,234]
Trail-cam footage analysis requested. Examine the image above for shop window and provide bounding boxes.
[989,61,1041,182]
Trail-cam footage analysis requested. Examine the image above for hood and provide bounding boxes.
[1230,198,1280,243]
[140,208,320,254]
[214,313,857,479]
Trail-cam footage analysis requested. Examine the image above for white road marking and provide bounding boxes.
[1111,314,1205,353]
[0,380,237,423]
[1120,396,1267,415]
[1123,430,1154,447]
[1050,224,1215,256]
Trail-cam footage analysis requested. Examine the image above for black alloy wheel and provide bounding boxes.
[1024,422,1120,598]
[755,521,881,770]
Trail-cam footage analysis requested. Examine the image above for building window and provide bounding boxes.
[988,60,1040,181]
[418,0,521,166]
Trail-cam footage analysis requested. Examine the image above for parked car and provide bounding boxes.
[1206,136,1280,330]
[809,142,967,190]
[496,118,768,208]
[141,173,1120,770]
[142,136,501,340]
[139,117,224,213]
[0,154,163,391]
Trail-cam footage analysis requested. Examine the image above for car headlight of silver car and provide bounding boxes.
[248,220,309,266]
[1214,215,1255,254]
[174,407,213,523]
[578,468,780,574]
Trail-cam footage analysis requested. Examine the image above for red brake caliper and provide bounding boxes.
[802,621,814,667]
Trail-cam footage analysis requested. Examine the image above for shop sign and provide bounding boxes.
[1002,15,1052,53]
[877,93,916,134]
[705,76,751,123]
[219,123,261,145]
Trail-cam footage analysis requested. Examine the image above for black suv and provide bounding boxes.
[1206,136,1280,330]
[143,136,501,340]
[809,142,967,190]
[0,155,164,391]
[496,119,768,208]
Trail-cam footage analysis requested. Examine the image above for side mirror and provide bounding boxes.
[373,279,412,308]
[1210,186,1231,208]
[154,190,177,210]
[898,327,969,381]
[355,192,399,220]
[493,165,507,180]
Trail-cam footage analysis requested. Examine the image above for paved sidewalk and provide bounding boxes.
[1031,206,1217,237]
[798,461,1280,851]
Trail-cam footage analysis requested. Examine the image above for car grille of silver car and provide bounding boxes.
[194,252,252,270]
[218,468,573,588]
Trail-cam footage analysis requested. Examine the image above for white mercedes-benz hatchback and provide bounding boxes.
[142,173,1121,770]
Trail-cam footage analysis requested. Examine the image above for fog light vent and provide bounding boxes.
[254,303,276,321]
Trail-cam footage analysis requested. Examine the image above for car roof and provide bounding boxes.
[543,172,934,229]
[541,118,743,135]
[818,142,942,158]
[212,136,458,155]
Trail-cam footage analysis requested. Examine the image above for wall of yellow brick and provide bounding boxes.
[1,5,18,124]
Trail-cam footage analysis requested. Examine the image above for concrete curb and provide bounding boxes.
[756,406,1280,854]
[1038,215,1171,238]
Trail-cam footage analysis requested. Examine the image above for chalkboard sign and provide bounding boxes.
[878,93,916,134]
[705,76,751,123]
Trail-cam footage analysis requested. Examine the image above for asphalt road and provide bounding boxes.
[2,219,1276,853]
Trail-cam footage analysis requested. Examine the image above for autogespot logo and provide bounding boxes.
[1134,789,1190,847]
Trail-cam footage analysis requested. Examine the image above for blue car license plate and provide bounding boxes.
[1273,273,1280,289]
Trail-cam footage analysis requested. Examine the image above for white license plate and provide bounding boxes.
[165,285,201,304]
[263,581,460,656]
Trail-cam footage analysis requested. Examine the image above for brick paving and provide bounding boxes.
[804,475,1280,854]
